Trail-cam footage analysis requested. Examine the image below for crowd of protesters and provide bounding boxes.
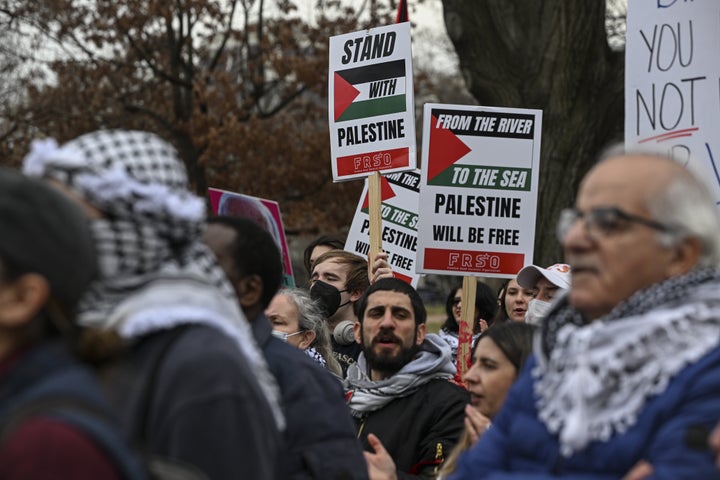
[2,130,720,480]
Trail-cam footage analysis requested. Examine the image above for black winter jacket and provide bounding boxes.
[353,379,469,479]
[101,324,281,480]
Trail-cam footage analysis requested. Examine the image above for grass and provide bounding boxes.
[425,304,445,334]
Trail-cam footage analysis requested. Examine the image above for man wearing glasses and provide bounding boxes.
[449,148,720,479]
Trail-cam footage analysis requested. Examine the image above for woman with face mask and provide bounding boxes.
[265,288,342,377]
[516,264,571,326]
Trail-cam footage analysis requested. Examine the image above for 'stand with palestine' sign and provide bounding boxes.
[328,22,416,182]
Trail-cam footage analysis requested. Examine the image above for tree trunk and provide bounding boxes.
[442,0,625,266]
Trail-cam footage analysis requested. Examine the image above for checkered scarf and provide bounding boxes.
[23,130,285,430]
[534,269,720,456]
[304,346,328,368]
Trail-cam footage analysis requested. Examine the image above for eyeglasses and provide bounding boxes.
[556,207,672,242]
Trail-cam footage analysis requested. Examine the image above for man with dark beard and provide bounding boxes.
[344,278,469,479]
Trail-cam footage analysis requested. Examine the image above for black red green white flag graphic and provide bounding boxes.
[334,60,406,122]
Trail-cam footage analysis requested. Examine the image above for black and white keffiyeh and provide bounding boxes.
[534,269,720,457]
[22,130,285,430]
[344,334,455,418]
[304,346,328,368]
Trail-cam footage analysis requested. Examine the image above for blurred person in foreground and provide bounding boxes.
[450,147,720,479]
[346,278,469,479]
[0,169,146,479]
[23,130,283,479]
[203,215,367,479]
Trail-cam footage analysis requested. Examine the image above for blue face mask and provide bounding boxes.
[271,330,305,342]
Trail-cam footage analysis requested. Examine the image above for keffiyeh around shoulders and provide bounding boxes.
[344,334,455,418]
[534,269,720,456]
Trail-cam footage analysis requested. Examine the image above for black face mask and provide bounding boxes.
[310,280,348,318]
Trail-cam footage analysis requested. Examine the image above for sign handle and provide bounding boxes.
[368,171,383,279]
[456,276,477,383]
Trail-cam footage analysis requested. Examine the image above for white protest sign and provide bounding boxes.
[416,104,542,277]
[345,169,420,286]
[328,22,416,182]
[626,0,720,201]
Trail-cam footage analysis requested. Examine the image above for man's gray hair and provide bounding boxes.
[601,143,720,268]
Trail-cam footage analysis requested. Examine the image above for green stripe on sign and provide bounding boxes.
[362,204,418,230]
[428,164,532,191]
[336,94,406,122]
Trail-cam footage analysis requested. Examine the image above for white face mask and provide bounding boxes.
[525,298,552,326]
[271,330,304,342]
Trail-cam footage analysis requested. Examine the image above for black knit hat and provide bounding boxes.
[0,168,97,311]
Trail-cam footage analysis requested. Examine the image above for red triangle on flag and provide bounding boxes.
[334,73,361,121]
[427,114,472,181]
[361,176,397,210]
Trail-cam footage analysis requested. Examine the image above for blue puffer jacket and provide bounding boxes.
[449,346,720,479]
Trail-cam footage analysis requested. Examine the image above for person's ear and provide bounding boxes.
[666,236,702,277]
[297,330,316,350]
[0,274,50,328]
[349,290,363,303]
[353,319,362,344]
[415,323,426,346]
[234,274,263,310]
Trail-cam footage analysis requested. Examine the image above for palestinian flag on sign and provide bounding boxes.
[334,60,406,122]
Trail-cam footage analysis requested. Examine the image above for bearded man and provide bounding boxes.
[344,278,469,479]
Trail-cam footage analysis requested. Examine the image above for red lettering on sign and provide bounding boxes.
[424,248,524,274]
[337,147,410,177]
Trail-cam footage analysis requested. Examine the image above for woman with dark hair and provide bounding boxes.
[438,322,535,479]
[493,277,536,323]
[439,283,498,364]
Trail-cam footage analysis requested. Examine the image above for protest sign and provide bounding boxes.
[416,104,542,278]
[328,22,416,182]
[626,0,720,201]
[345,169,421,286]
[208,188,295,288]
